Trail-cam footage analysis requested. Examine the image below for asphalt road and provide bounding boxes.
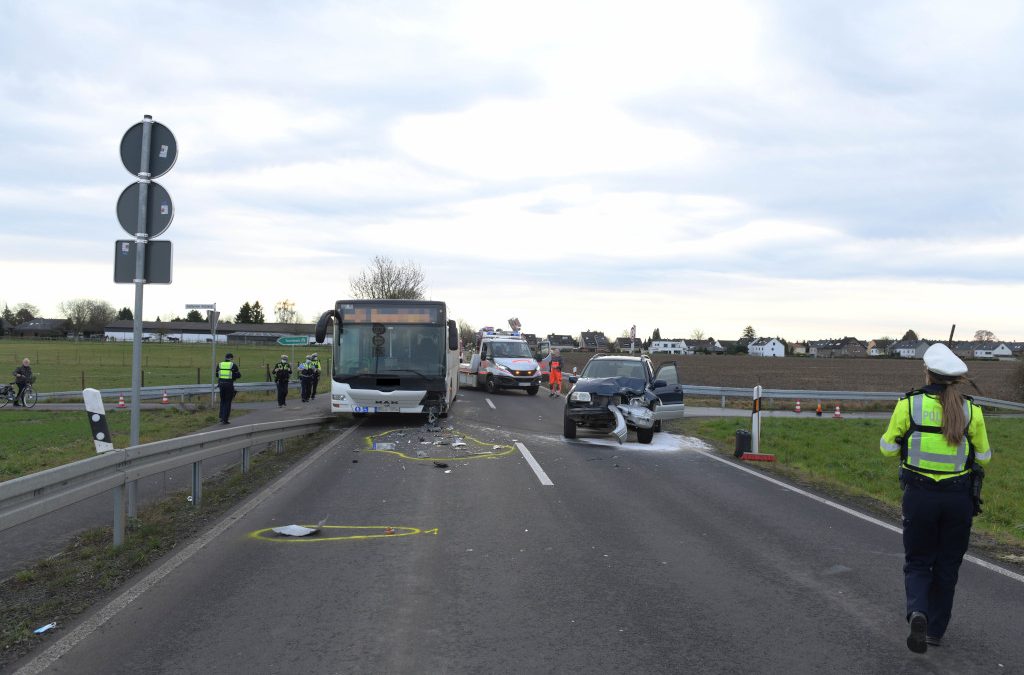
[11,388,1024,674]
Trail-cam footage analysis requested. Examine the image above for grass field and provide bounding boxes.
[0,340,325,393]
[0,408,223,482]
[666,416,1024,551]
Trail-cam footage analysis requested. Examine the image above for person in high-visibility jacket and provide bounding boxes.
[217,353,242,424]
[547,348,563,397]
[272,355,292,407]
[309,353,322,400]
[879,343,992,653]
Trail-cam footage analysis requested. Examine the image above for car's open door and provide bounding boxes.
[652,362,685,420]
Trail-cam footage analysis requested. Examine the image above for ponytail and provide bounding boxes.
[927,371,967,446]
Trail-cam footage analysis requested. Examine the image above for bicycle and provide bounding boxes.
[0,381,37,409]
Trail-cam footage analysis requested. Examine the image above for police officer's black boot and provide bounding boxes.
[907,611,928,653]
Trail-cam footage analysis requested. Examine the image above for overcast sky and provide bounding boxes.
[2,0,1023,343]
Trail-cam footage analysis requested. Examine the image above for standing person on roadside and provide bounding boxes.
[272,354,292,407]
[309,353,321,400]
[217,353,241,424]
[548,348,563,397]
[298,354,315,403]
[879,343,992,654]
[12,358,32,407]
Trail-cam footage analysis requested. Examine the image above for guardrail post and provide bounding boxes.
[242,446,251,473]
[276,439,284,454]
[191,460,203,508]
[113,484,125,547]
[720,395,726,408]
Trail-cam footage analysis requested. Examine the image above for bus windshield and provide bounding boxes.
[334,324,445,378]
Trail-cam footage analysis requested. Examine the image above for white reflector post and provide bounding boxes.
[84,388,115,453]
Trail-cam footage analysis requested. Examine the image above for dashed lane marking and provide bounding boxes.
[517,442,553,486]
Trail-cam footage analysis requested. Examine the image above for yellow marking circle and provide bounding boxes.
[249,525,439,542]
[365,428,515,461]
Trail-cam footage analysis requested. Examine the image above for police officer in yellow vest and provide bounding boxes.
[217,353,241,424]
[309,353,321,400]
[880,343,992,653]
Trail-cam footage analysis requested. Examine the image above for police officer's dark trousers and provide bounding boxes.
[276,379,289,406]
[300,376,312,402]
[901,471,974,639]
[218,381,235,422]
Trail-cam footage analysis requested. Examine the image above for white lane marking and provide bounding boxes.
[517,442,553,486]
[699,450,1024,585]
[485,398,496,409]
[16,422,364,675]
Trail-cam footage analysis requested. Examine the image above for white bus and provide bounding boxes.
[314,299,460,419]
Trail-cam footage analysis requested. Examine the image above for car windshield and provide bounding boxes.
[580,359,645,380]
[491,341,533,358]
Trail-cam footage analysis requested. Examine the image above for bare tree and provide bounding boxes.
[690,328,705,341]
[458,319,477,351]
[60,298,113,340]
[275,299,299,324]
[974,329,996,342]
[349,256,426,300]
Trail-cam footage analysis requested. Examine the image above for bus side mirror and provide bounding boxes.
[448,320,458,351]
[314,310,340,343]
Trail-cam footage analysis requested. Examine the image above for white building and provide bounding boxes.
[748,337,785,357]
[649,339,691,355]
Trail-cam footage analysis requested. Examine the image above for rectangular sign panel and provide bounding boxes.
[114,240,172,284]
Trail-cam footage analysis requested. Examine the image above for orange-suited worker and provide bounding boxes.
[548,348,564,397]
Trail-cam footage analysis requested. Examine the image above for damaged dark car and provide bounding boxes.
[563,355,685,444]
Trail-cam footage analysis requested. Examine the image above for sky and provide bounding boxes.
[2,0,1023,344]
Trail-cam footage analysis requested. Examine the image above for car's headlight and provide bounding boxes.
[570,391,592,402]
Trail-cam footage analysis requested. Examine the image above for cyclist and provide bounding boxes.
[13,357,32,407]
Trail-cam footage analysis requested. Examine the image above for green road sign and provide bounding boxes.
[277,336,308,346]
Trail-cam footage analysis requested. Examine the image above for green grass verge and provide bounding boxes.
[0,426,339,670]
[666,416,1024,549]
[0,408,222,482]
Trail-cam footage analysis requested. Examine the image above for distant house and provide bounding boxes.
[700,338,725,354]
[867,339,893,357]
[890,339,931,358]
[649,339,689,355]
[613,337,644,352]
[546,334,577,350]
[0,317,11,337]
[1006,342,1024,356]
[748,337,785,357]
[972,341,1013,359]
[521,333,539,349]
[790,342,808,356]
[12,318,67,339]
[809,337,867,358]
[578,331,610,352]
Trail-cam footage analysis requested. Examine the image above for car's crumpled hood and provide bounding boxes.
[572,376,648,397]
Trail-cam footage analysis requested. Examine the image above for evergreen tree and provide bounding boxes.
[741,325,757,340]
[185,309,204,322]
[652,328,661,341]
[235,302,253,323]
[116,307,133,320]
[251,301,266,324]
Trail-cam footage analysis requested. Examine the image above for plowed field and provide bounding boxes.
[556,353,1022,402]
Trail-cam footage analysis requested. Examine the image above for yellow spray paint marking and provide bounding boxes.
[364,428,516,461]
[249,525,439,543]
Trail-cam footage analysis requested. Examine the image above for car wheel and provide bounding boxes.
[563,410,577,439]
[485,376,497,394]
[526,385,539,396]
[636,426,654,444]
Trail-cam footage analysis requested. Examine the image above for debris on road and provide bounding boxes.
[33,622,56,635]
[272,517,327,537]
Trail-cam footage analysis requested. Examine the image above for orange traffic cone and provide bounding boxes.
[833,404,842,419]
[161,390,169,405]
[815,403,822,417]
[794,400,802,413]
[117,394,126,409]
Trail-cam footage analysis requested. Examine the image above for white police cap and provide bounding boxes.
[923,343,967,377]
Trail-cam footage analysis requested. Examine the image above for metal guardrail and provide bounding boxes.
[34,381,293,403]
[681,385,1024,412]
[0,416,329,545]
